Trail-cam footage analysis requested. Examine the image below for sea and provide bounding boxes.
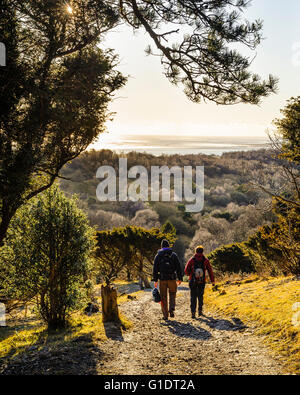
[99,135,271,156]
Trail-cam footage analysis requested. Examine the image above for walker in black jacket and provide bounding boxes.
[152,240,183,320]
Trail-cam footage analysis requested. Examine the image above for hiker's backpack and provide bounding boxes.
[152,287,161,303]
[158,253,176,281]
[190,256,205,286]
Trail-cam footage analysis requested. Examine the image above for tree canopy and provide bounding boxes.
[252,97,300,210]
[0,0,126,245]
[274,96,300,165]
[118,0,278,104]
[95,225,176,284]
[245,205,300,277]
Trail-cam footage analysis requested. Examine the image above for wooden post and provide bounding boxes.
[138,276,144,290]
[101,284,120,323]
[141,272,151,289]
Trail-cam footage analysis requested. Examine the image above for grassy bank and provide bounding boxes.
[205,275,300,374]
[0,284,141,374]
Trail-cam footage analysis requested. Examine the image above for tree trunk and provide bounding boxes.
[0,210,13,247]
[126,268,132,282]
[47,317,66,331]
[0,302,6,327]
[101,284,120,323]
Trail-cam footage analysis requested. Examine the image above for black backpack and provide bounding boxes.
[190,256,205,287]
[158,252,176,281]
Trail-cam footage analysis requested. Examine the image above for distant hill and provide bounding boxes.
[59,148,282,262]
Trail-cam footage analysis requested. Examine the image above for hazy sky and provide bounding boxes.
[91,0,300,150]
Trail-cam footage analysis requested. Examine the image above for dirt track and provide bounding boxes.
[99,285,284,375]
[0,285,285,375]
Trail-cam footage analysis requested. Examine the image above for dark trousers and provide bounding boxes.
[189,283,205,313]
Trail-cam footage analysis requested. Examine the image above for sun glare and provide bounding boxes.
[66,5,73,14]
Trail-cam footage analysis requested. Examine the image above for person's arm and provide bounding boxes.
[152,255,159,283]
[205,259,215,285]
[184,258,193,276]
[174,254,183,281]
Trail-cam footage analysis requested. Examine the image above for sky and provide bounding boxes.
[91,0,300,151]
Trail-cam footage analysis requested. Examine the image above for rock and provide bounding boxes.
[84,302,99,314]
[127,295,137,300]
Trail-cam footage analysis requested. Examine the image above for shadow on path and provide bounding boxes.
[0,333,104,375]
[162,320,212,340]
[103,322,124,342]
[177,285,190,291]
[197,315,247,331]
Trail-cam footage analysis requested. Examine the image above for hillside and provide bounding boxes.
[59,148,282,262]
[206,275,300,373]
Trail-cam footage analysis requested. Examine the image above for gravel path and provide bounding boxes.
[98,286,284,375]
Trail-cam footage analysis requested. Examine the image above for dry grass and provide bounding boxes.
[0,287,140,373]
[205,275,300,373]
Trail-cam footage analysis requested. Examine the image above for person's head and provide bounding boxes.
[161,239,170,249]
[195,245,204,254]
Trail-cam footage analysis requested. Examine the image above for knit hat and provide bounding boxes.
[161,239,170,248]
[195,245,204,254]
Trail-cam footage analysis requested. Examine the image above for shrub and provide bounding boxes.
[168,215,195,237]
[245,207,300,276]
[0,186,95,330]
[88,209,130,230]
[212,211,233,222]
[161,220,176,236]
[208,243,255,274]
[230,190,249,205]
[132,209,160,229]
